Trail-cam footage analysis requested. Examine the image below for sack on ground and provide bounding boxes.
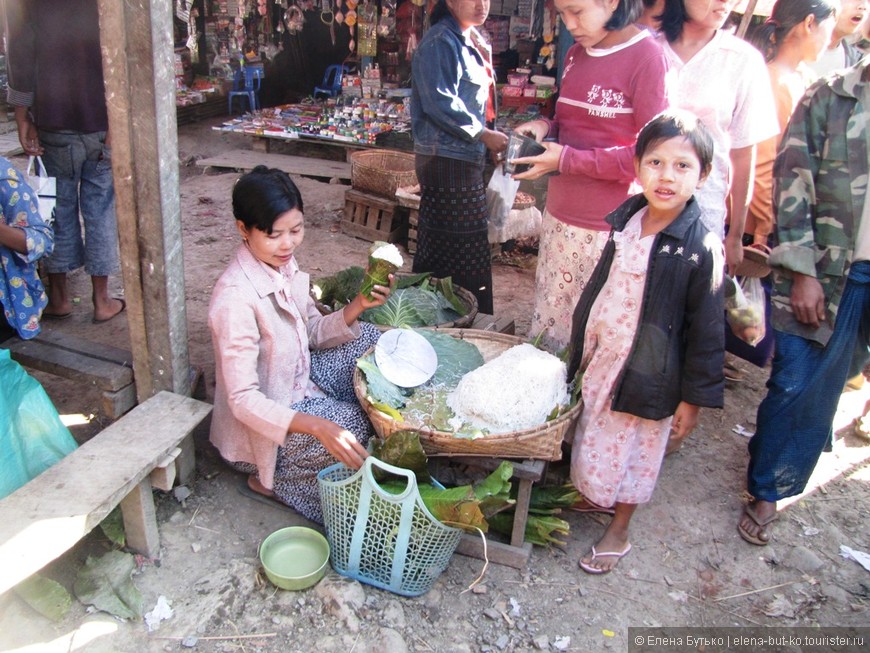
[725,276,766,346]
[0,349,77,499]
[24,156,57,227]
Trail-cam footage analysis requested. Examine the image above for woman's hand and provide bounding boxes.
[724,231,744,277]
[511,141,563,180]
[291,412,369,470]
[342,273,393,325]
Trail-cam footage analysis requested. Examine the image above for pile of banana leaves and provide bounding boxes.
[313,268,469,328]
[372,432,579,547]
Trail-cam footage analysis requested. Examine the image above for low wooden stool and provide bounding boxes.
[342,188,408,244]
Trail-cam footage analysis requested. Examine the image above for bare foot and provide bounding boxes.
[737,500,777,545]
[579,529,632,574]
[247,475,274,498]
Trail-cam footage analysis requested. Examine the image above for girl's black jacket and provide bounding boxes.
[566,194,726,421]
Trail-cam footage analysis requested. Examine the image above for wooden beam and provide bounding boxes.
[97,0,191,400]
[736,0,759,39]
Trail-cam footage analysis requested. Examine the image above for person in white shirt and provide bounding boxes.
[659,0,779,276]
[807,0,866,76]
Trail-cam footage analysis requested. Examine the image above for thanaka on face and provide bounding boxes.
[634,136,709,224]
[237,209,305,271]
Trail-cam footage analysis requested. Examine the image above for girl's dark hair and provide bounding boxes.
[659,0,690,42]
[746,0,838,62]
[606,0,643,31]
[635,110,714,173]
[232,165,304,234]
[430,0,450,25]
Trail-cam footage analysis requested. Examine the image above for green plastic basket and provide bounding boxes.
[317,457,461,597]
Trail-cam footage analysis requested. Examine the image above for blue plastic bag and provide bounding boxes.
[0,349,77,499]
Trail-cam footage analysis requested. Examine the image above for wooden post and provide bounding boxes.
[736,0,759,39]
[97,0,192,400]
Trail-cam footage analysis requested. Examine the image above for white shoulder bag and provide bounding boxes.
[24,156,57,227]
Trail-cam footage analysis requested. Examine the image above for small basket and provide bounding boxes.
[318,457,462,597]
[354,329,583,460]
[350,150,418,199]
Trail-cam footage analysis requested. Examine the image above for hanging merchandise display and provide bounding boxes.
[356,1,377,57]
[284,3,305,34]
[186,3,201,63]
[321,0,336,46]
[538,2,555,69]
[378,0,396,38]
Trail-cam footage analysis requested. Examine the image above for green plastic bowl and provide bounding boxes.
[259,527,330,590]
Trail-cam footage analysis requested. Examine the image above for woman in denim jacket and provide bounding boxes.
[410,0,507,314]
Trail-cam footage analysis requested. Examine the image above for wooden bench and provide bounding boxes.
[1,332,206,419]
[2,331,136,419]
[0,391,212,595]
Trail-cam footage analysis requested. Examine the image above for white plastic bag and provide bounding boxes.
[24,156,56,227]
[485,164,520,231]
[725,276,766,346]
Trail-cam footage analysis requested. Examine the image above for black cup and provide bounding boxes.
[504,132,546,175]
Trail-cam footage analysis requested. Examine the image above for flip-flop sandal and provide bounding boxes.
[735,243,772,278]
[237,477,295,513]
[578,542,632,575]
[42,311,72,320]
[93,298,126,324]
[737,503,778,546]
[724,361,744,382]
[567,496,616,515]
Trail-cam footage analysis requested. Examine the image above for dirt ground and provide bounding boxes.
[1,118,869,653]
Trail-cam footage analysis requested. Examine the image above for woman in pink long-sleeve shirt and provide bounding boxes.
[208,166,390,524]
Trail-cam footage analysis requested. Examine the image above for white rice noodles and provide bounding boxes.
[446,343,569,434]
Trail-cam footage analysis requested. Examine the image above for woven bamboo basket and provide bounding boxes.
[354,329,582,460]
[350,150,418,199]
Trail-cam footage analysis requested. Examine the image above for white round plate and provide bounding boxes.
[374,329,438,388]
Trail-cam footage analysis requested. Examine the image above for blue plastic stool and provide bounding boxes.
[313,64,347,99]
[227,66,263,114]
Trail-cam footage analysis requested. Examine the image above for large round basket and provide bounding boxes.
[425,279,478,329]
[350,150,418,199]
[354,329,582,460]
[314,276,478,329]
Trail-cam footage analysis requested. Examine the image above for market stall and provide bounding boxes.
[213,94,413,151]
[170,0,560,122]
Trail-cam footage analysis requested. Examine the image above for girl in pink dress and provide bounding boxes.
[565,111,725,574]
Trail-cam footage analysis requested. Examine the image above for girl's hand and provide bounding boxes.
[666,402,700,453]
[515,120,548,142]
[291,412,369,469]
[511,142,563,180]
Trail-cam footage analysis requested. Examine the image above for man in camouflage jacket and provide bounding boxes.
[737,56,870,547]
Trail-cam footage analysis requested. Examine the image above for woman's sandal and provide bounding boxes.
[567,496,616,516]
[737,502,778,546]
[735,243,772,278]
[578,542,632,575]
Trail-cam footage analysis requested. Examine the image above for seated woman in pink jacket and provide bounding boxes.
[208,166,391,524]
